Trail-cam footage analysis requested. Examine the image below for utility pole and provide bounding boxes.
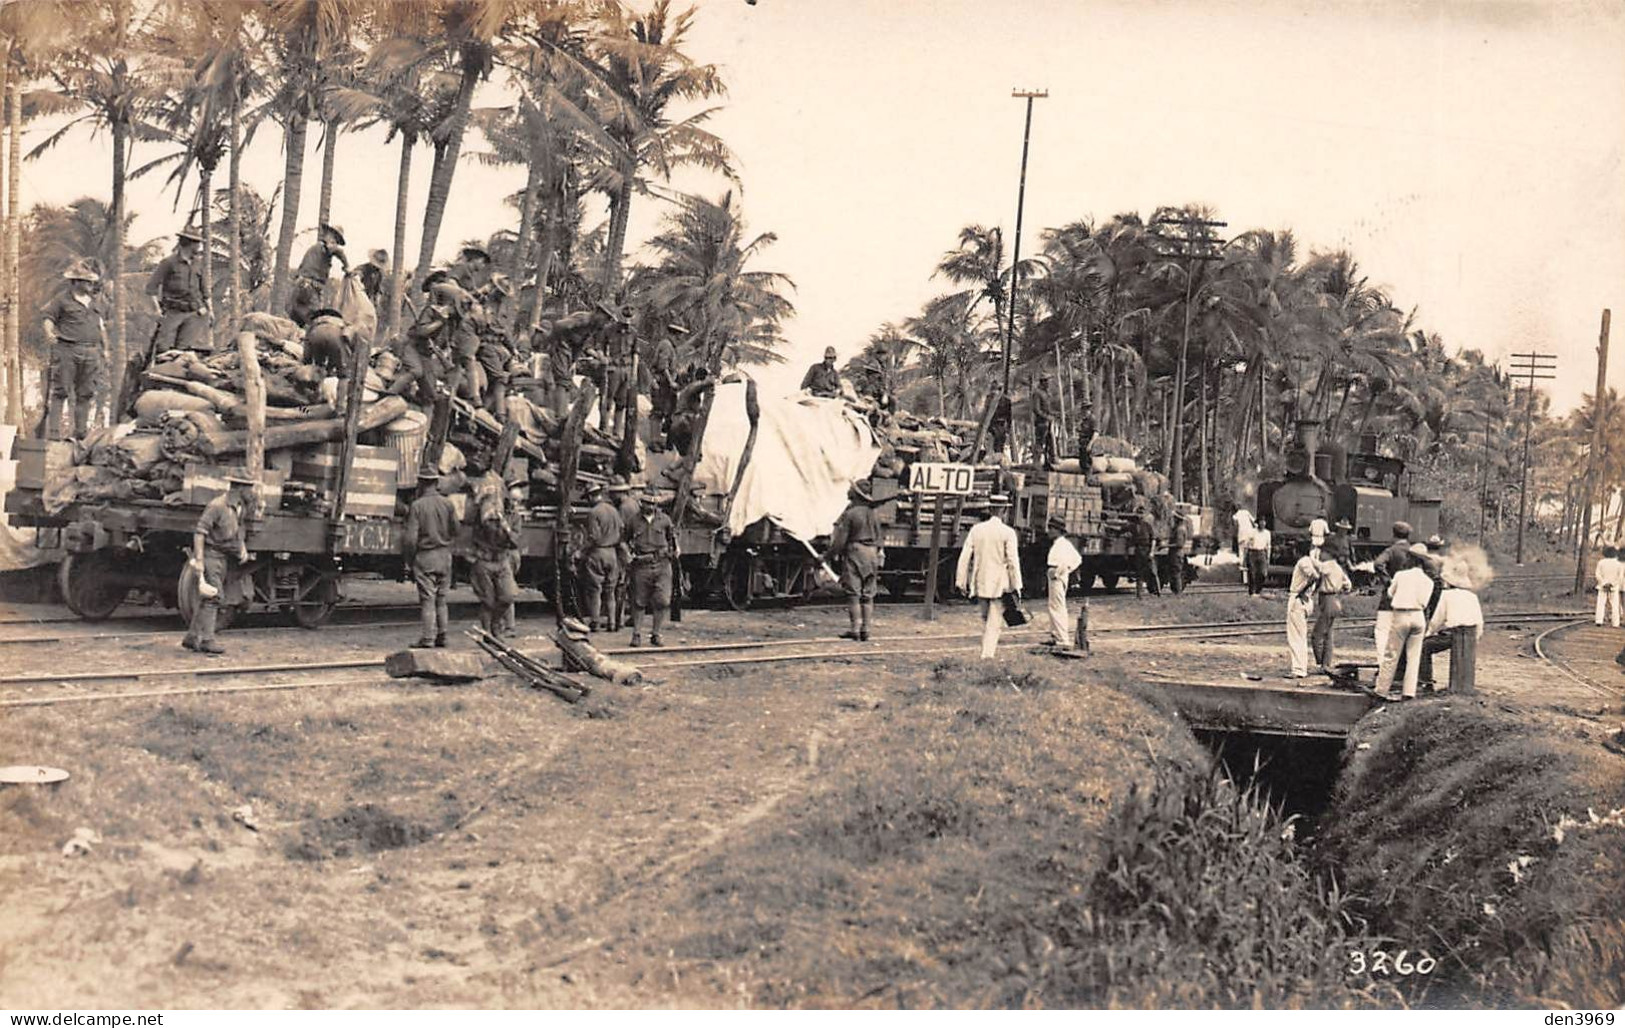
[1573,310,1611,595]
[1478,401,1493,542]
[1002,89,1046,400]
[1150,212,1226,500]
[1509,350,1558,565]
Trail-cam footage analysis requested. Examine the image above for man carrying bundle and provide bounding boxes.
[471,483,521,639]
[825,480,883,641]
[625,485,679,647]
[182,474,255,656]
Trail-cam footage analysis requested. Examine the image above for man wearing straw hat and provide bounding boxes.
[956,494,1023,659]
[1421,554,1486,693]
[825,479,884,641]
[40,261,107,440]
[1043,517,1083,651]
[182,473,255,656]
[625,484,679,647]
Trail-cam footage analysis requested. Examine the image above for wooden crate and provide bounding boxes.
[12,440,75,491]
[290,442,399,518]
[183,465,289,510]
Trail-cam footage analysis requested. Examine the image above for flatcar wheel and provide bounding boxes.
[57,552,127,621]
[288,564,338,630]
[721,552,754,611]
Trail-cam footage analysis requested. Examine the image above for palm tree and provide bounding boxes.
[588,0,732,291]
[260,0,367,315]
[26,0,165,414]
[637,191,793,370]
[906,292,993,419]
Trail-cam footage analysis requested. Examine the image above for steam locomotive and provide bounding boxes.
[1256,423,1441,571]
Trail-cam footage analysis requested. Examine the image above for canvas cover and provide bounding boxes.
[693,381,880,542]
[0,424,52,572]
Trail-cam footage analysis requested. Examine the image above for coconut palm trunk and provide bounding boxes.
[229,88,243,323]
[528,214,554,332]
[413,68,476,286]
[601,172,633,290]
[108,119,128,416]
[199,164,214,335]
[317,117,337,227]
[385,131,413,339]
[270,114,309,315]
[509,155,541,334]
[1,54,15,425]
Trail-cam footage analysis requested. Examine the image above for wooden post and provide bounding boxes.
[922,492,946,620]
[554,381,596,628]
[329,331,371,526]
[236,333,266,510]
[1575,310,1611,595]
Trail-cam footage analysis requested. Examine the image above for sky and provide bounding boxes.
[15,0,1625,412]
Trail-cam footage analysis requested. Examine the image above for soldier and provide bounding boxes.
[145,226,211,353]
[357,249,390,305]
[611,477,640,630]
[473,274,515,414]
[579,482,623,632]
[302,309,352,380]
[40,262,107,440]
[645,325,682,444]
[1032,374,1058,466]
[800,345,841,398]
[625,484,679,647]
[181,473,255,656]
[825,479,883,641]
[471,485,521,638]
[1133,505,1161,598]
[451,245,491,292]
[404,469,457,649]
[289,224,348,326]
[988,393,1013,458]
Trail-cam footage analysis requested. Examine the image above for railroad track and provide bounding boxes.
[1532,620,1625,699]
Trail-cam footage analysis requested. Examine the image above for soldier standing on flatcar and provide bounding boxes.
[41,262,107,440]
[289,224,348,327]
[1032,374,1058,466]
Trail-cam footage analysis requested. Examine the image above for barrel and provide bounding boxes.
[381,410,430,482]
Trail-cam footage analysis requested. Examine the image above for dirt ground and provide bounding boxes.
[1,574,1619,1008]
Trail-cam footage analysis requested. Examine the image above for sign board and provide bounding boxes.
[907,462,974,495]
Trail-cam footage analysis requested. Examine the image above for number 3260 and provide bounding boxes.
[1348,950,1436,976]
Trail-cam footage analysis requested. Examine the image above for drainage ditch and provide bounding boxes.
[1193,728,1346,836]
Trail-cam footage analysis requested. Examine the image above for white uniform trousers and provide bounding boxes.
[1596,588,1621,628]
[1376,609,1427,697]
[1286,595,1313,677]
[1374,609,1393,664]
[978,598,1003,659]
[1047,569,1071,647]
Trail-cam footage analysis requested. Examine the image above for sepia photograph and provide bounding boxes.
[0,0,1622,1013]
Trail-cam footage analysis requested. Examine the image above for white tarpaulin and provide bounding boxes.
[693,381,880,542]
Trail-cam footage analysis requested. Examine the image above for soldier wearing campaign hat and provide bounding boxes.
[41,261,107,439]
[625,483,679,647]
[182,472,257,656]
[801,346,842,398]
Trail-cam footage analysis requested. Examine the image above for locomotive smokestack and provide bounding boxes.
[1296,419,1321,469]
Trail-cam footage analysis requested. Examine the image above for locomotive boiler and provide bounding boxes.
[1256,422,1441,571]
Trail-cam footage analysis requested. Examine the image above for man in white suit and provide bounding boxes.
[956,494,1024,659]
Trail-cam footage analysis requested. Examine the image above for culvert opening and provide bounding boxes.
[1193,729,1345,836]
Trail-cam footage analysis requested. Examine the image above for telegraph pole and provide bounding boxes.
[1509,350,1557,565]
[1151,212,1227,500]
[1003,89,1047,399]
[1573,310,1611,595]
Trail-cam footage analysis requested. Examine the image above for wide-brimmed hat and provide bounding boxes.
[607,476,633,493]
[320,223,346,245]
[1409,542,1430,556]
[1334,518,1353,530]
[987,493,1012,507]
[176,226,205,244]
[308,308,344,323]
[1046,516,1067,532]
[848,479,875,503]
[459,245,489,262]
[1393,520,1414,538]
[369,248,389,266]
[1426,534,1445,548]
[823,346,837,359]
[62,260,100,283]
[417,468,442,483]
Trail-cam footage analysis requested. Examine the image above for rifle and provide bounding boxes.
[467,627,588,704]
